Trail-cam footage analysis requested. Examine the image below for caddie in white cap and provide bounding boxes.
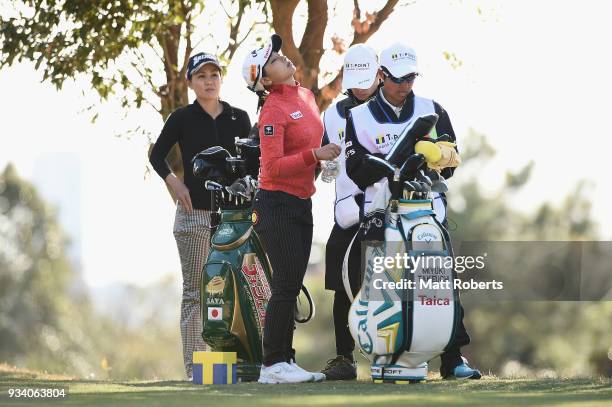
[343,41,483,381]
[318,43,382,381]
[379,42,419,79]
[341,44,379,93]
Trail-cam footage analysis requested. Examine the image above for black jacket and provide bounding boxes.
[149,100,251,209]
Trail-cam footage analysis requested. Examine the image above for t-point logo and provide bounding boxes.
[345,62,371,69]
[391,52,416,62]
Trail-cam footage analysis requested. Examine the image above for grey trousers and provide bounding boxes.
[173,204,212,377]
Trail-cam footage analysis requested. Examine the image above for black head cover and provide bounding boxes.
[363,154,395,181]
[235,138,260,158]
[235,138,261,178]
[385,114,439,167]
[193,146,231,164]
[192,146,232,182]
[399,153,425,181]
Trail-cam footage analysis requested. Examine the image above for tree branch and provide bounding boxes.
[117,66,160,112]
[157,32,174,86]
[315,70,343,111]
[180,1,193,80]
[222,0,247,60]
[297,0,328,89]
[351,0,399,45]
[228,2,272,60]
[190,33,214,54]
[229,21,267,60]
[269,0,304,77]
[129,57,161,98]
[219,0,232,19]
[146,41,167,69]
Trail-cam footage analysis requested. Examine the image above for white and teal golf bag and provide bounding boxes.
[345,181,459,382]
[342,114,461,382]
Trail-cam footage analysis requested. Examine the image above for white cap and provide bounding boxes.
[242,34,282,92]
[380,42,418,78]
[342,44,379,90]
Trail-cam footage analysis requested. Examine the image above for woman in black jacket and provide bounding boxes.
[149,52,251,379]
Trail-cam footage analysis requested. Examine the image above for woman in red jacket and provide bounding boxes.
[242,34,340,384]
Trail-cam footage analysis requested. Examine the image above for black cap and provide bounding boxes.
[186,52,221,80]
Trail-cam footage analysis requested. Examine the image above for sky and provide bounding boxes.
[1,0,611,288]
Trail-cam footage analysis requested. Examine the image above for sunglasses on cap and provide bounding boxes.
[383,71,419,84]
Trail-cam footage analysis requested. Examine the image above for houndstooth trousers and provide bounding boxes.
[173,204,212,378]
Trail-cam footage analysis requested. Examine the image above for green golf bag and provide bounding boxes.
[193,138,313,382]
[201,207,273,382]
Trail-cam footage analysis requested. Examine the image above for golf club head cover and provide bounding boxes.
[193,157,206,178]
[193,146,232,164]
[235,138,260,157]
[428,141,461,172]
[414,140,442,163]
[363,154,396,182]
[385,114,438,167]
[192,146,232,181]
[193,157,228,183]
[235,138,261,179]
[399,153,426,181]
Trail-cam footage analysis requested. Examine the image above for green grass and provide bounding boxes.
[0,365,610,407]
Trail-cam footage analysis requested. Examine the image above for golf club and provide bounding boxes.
[205,180,224,191]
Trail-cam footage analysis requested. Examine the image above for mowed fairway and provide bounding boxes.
[0,366,610,407]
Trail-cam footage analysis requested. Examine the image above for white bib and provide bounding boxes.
[350,95,435,156]
[324,102,362,229]
[350,95,446,222]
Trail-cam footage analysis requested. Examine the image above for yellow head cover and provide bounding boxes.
[414,140,461,172]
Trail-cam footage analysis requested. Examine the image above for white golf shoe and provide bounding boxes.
[290,362,326,382]
[258,362,314,384]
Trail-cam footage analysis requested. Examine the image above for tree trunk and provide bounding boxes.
[270,0,327,91]
[149,23,189,202]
